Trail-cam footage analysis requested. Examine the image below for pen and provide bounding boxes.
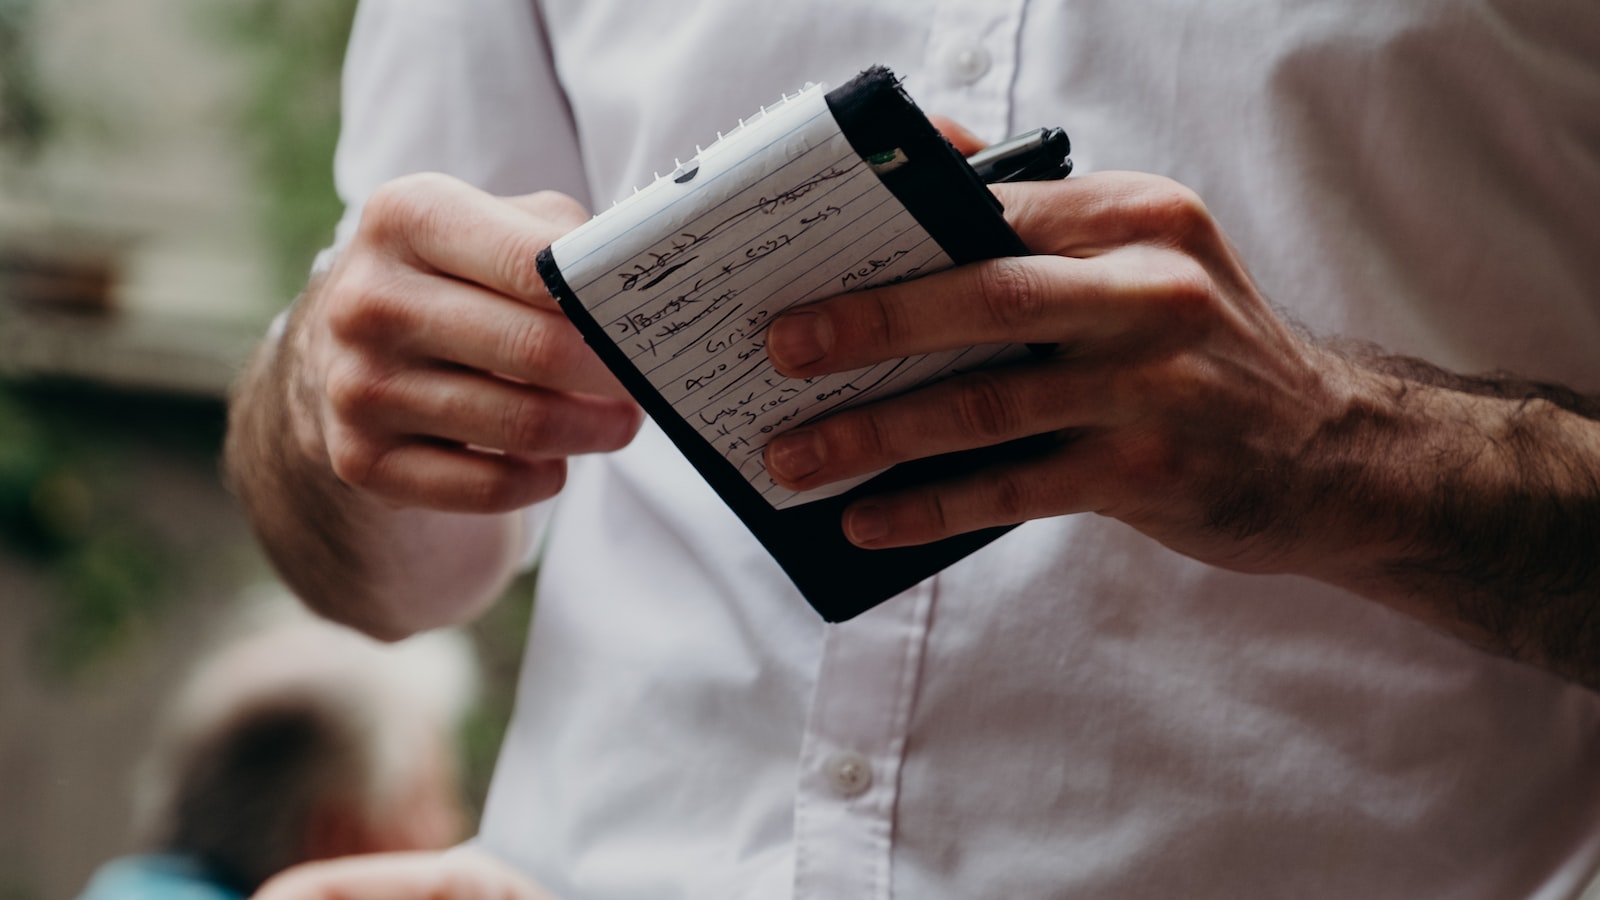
[965,126,1073,183]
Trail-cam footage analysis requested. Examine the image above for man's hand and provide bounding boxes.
[302,174,641,513]
[761,170,1600,684]
[254,849,556,900]
[762,171,1357,571]
[227,174,642,636]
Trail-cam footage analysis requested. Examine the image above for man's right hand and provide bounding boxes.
[226,174,642,637]
[254,848,557,900]
[301,173,642,513]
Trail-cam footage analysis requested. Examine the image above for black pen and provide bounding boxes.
[966,126,1073,184]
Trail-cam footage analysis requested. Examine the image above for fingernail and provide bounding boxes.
[766,431,824,483]
[767,309,831,369]
[845,503,890,546]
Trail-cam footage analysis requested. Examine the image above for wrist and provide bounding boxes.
[1295,354,1600,677]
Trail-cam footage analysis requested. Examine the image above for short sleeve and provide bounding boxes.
[324,0,591,266]
[324,0,591,566]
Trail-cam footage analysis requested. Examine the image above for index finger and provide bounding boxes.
[991,171,1221,258]
[765,249,1171,376]
[358,173,590,309]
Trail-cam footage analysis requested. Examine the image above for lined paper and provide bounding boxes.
[548,85,1024,509]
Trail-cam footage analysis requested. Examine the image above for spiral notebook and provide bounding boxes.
[538,66,1068,621]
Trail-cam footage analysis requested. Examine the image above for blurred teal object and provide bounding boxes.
[76,855,244,900]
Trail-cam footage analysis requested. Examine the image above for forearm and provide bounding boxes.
[1294,349,1600,686]
[224,290,523,640]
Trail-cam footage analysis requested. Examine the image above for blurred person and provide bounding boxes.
[74,593,477,900]
[226,1,1600,897]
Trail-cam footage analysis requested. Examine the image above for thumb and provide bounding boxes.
[928,114,987,156]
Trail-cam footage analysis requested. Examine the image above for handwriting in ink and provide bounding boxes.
[666,301,748,365]
[839,248,911,290]
[800,205,842,225]
[744,234,791,260]
[616,165,857,291]
[698,391,755,427]
[814,382,860,404]
[618,234,706,291]
[727,384,804,429]
[879,265,925,287]
[639,257,697,290]
[623,288,738,337]
[758,408,803,435]
[683,362,730,393]
[655,293,741,340]
[626,291,699,334]
[754,167,851,215]
[705,356,769,402]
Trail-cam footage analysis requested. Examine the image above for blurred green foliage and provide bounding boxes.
[201,0,359,297]
[0,386,176,679]
[1,0,522,813]
[0,0,363,678]
[0,0,50,163]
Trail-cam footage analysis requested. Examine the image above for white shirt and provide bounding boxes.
[331,1,1600,897]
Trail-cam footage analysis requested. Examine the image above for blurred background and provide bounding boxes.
[0,2,532,896]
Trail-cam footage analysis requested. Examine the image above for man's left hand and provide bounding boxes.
[763,171,1368,579]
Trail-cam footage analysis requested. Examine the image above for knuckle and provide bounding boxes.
[1117,429,1184,487]
[362,172,468,260]
[492,229,550,301]
[1159,354,1217,411]
[837,409,894,461]
[323,271,414,346]
[1134,179,1214,246]
[953,372,1019,443]
[521,189,590,228]
[323,357,391,420]
[1152,256,1222,323]
[499,315,556,370]
[360,174,438,242]
[326,431,385,490]
[974,257,1046,332]
[985,467,1031,523]
[501,395,555,452]
[462,468,519,512]
[467,458,565,512]
[855,289,910,351]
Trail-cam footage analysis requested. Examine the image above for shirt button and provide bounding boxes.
[825,751,873,798]
[945,43,992,85]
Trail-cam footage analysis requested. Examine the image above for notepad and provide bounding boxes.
[539,66,1066,621]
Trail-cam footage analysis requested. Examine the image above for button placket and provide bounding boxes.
[792,582,936,900]
[918,0,1027,141]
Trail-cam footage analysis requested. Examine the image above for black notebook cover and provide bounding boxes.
[539,66,1062,621]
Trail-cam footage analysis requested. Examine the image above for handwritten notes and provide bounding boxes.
[548,85,1024,509]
